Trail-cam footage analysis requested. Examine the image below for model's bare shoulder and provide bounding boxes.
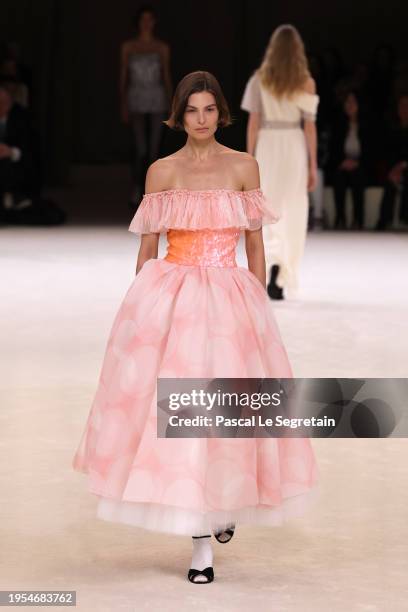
[120,39,131,58]
[236,150,257,162]
[157,40,170,54]
[219,147,255,162]
[237,154,260,190]
[302,77,316,95]
[229,150,259,169]
[219,148,259,189]
[145,158,175,193]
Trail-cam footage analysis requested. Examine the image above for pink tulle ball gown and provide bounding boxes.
[72,187,319,536]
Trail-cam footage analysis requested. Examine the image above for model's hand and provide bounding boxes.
[307,165,318,192]
[389,164,402,184]
[340,158,359,171]
[388,161,406,185]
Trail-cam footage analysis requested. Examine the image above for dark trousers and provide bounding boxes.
[333,167,366,228]
[377,171,408,228]
[129,112,165,192]
[0,158,34,202]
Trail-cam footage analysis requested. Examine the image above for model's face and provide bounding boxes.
[183,91,219,138]
[139,11,155,33]
[344,93,358,118]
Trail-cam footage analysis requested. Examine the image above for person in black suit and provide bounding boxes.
[328,90,372,230]
[0,83,35,207]
[0,82,66,226]
[375,94,408,230]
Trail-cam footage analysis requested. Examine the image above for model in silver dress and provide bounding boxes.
[126,52,168,207]
[119,6,172,209]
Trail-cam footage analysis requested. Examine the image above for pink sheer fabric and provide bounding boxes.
[128,188,280,234]
[72,189,319,536]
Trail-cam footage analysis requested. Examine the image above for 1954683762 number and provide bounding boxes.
[0,591,76,606]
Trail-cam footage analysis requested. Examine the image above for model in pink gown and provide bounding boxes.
[72,187,319,536]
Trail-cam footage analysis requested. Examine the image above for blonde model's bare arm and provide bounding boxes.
[246,111,261,156]
[302,77,318,191]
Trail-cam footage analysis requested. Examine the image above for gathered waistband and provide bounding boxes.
[260,120,301,130]
[164,255,237,268]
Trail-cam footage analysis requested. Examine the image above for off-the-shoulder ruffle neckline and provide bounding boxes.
[143,187,262,197]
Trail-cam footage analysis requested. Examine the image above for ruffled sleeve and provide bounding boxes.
[128,188,280,235]
[295,92,320,122]
[240,73,262,114]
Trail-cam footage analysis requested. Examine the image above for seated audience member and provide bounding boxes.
[0,84,34,208]
[0,83,65,226]
[0,76,43,196]
[328,90,372,230]
[375,93,408,230]
[0,40,32,101]
[0,57,29,107]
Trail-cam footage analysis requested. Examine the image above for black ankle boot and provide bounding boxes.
[267,265,284,300]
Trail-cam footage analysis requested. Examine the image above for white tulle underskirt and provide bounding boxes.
[96,486,320,537]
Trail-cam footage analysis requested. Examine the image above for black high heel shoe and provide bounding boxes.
[267,265,284,300]
[213,524,235,543]
[188,535,214,584]
[188,566,214,584]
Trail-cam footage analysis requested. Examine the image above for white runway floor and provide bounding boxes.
[1,223,407,611]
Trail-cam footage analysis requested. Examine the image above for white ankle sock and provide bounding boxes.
[191,536,213,576]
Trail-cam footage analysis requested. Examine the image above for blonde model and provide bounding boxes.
[241,24,319,299]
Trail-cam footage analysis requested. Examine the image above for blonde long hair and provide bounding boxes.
[258,24,310,98]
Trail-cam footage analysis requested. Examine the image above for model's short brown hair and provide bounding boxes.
[164,70,232,131]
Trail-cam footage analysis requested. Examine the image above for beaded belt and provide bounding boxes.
[260,120,301,129]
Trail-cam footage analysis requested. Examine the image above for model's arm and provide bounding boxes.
[302,77,318,191]
[136,234,160,274]
[246,112,260,156]
[242,156,266,289]
[135,161,168,274]
[119,42,129,124]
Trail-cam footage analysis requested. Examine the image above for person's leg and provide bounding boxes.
[190,535,213,582]
[147,112,165,164]
[267,265,283,300]
[398,169,408,224]
[262,219,286,298]
[376,180,397,230]
[310,168,324,218]
[350,167,366,229]
[332,169,347,228]
[129,112,148,204]
[0,158,30,205]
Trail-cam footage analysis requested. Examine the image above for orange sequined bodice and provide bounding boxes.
[164,228,240,268]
